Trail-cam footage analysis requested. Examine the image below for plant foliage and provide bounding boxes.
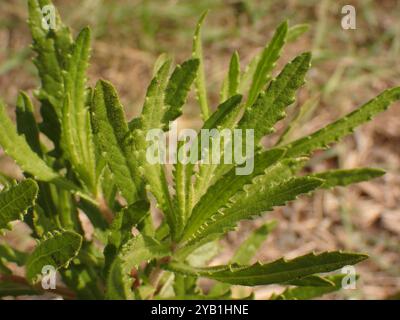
[0,0,398,300]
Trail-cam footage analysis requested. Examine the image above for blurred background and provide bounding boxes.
[0,0,399,299]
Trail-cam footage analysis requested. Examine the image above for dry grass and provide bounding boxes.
[0,0,399,299]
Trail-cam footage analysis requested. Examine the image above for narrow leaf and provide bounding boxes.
[140,60,171,130]
[220,51,241,102]
[191,94,244,206]
[311,168,386,189]
[182,176,322,246]
[91,80,142,204]
[167,251,367,286]
[61,27,96,192]
[193,11,210,120]
[246,21,288,107]
[283,87,400,158]
[183,149,284,241]
[239,52,312,144]
[163,58,199,128]
[133,62,179,239]
[28,0,72,148]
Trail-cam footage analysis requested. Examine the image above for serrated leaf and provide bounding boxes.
[311,168,386,189]
[0,101,61,182]
[91,80,142,204]
[182,149,285,241]
[190,94,244,207]
[246,21,288,107]
[163,58,199,128]
[105,234,170,300]
[283,87,400,158]
[28,0,68,113]
[28,0,72,148]
[0,179,38,230]
[239,52,311,144]
[271,274,351,300]
[174,95,244,227]
[61,27,96,192]
[210,222,277,295]
[140,60,171,130]
[167,251,367,286]
[26,230,83,283]
[192,11,210,120]
[220,51,241,102]
[202,94,243,131]
[133,62,179,239]
[32,207,57,237]
[183,176,323,247]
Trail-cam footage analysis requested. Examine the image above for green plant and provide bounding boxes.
[0,0,399,300]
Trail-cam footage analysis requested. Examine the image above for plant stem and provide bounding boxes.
[0,273,76,300]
